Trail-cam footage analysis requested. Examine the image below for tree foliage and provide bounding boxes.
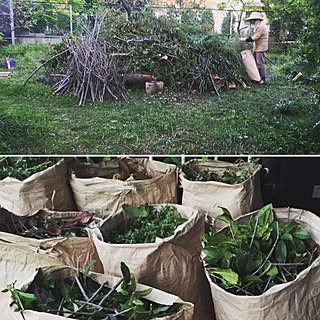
[262,0,320,69]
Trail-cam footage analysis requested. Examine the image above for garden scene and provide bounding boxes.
[0,0,319,155]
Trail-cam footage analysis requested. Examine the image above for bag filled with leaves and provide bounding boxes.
[0,208,104,281]
[0,232,104,296]
[180,159,263,219]
[3,263,194,320]
[89,203,214,320]
[202,204,320,320]
[0,158,77,217]
[69,158,177,217]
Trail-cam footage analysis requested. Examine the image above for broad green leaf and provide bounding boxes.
[218,207,233,218]
[293,229,312,240]
[15,290,37,310]
[121,262,131,285]
[244,256,263,275]
[266,265,279,277]
[153,305,171,315]
[207,267,239,285]
[256,204,274,225]
[293,238,306,254]
[244,275,262,283]
[216,213,238,237]
[134,309,152,319]
[281,233,293,241]
[132,298,144,306]
[275,240,287,263]
[256,204,274,238]
[122,204,150,218]
[136,288,153,297]
[117,288,129,296]
[205,233,237,247]
[131,274,137,292]
[284,222,298,234]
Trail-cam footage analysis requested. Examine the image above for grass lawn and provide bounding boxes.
[0,52,319,155]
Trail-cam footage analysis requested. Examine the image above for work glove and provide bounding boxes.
[245,36,254,42]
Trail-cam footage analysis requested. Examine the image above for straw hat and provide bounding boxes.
[245,12,264,21]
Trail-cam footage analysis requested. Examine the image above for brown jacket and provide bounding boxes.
[253,23,269,52]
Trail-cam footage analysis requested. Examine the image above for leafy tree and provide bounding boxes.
[12,0,33,32]
[262,0,320,69]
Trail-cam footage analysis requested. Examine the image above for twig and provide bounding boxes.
[75,300,103,311]
[57,297,64,315]
[253,222,280,276]
[207,67,221,98]
[263,276,272,293]
[74,275,89,301]
[249,216,259,249]
[271,262,304,266]
[98,278,123,306]
[229,284,254,296]
[309,247,318,266]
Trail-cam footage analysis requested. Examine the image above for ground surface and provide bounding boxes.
[0,55,319,155]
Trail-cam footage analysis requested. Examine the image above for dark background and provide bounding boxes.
[260,157,320,215]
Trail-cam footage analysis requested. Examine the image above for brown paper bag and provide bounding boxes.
[180,160,263,219]
[0,231,104,290]
[205,207,320,320]
[241,49,261,82]
[0,159,76,217]
[90,204,215,320]
[6,266,194,320]
[70,158,177,217]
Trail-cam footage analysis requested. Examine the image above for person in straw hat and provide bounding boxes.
[245,12,269,84]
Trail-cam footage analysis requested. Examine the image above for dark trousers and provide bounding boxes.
[254,52,267,81]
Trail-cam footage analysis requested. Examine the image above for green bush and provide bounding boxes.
[4,43,49,57]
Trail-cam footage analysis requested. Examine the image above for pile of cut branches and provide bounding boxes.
[203,204,318,296]
[53,13,128,106]
[0,209,96,239]
[109,204,186,244]
[3,262,181,319]
[100,9,247,96]
[182,160,258,184]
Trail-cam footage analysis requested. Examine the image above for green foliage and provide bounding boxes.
[203,204,318,295]
[4,263,181,319]
[2,282,37,311]
[110,205,186,244]
[4,43,49,57]
[183,160,257,184]
[13,0,34,32]
[263,0,320,71]
[0,157,59,180]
